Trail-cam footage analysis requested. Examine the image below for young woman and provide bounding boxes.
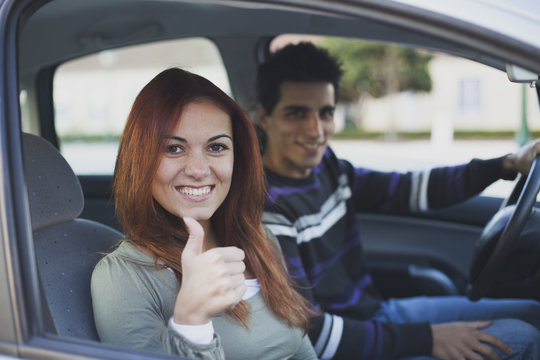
[91,68,317,360]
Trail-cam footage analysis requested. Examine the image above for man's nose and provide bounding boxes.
[305,114,324,138]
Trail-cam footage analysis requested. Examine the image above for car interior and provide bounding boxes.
[22,132,123,340]
[9,0,540,356]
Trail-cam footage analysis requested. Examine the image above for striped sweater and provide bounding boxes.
[263,147,513,359]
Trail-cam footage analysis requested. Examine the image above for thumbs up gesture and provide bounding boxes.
[173,217,247,325]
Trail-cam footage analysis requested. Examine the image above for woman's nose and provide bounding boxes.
[183,152,210,179]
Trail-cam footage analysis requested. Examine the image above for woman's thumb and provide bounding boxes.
[182,217,205,263]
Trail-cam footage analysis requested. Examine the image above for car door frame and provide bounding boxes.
[4,0,540,358]
[0,0,191,358]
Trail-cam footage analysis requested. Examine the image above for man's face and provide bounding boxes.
[259,81,335,178]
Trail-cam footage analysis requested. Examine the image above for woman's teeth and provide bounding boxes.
[180,186,211,196]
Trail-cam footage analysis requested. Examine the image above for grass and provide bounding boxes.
[332,129,540,141]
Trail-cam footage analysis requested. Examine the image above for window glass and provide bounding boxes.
[53,38,231,175]
[270,35,540,198]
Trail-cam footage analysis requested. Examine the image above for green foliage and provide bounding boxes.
[321,38,433,103]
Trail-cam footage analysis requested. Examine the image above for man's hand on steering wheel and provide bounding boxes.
[504,138,540,175]
[468,140,540,301]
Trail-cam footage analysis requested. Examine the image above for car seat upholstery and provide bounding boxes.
[22,132,123,341]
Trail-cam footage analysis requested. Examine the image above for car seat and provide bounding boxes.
[22,132,123,341]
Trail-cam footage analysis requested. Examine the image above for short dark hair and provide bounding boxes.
[256,42,343,114]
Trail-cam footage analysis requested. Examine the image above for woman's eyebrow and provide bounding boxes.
[208,134,232,142]
[167,134,232,142]
[169,136,186,142]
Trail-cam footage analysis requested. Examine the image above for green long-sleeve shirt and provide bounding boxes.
[91,240,317,360]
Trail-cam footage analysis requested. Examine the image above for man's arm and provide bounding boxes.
[347,139,540,215]
[347,156,513,214]
[403,138,540,212]
[309,312,432,359]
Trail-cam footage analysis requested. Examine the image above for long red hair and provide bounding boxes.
[113,68,311,330]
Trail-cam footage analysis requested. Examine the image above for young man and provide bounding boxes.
[257,42,540,360]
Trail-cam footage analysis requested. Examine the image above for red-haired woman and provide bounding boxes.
[90,68,317,360]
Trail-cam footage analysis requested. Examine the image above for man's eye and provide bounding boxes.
[166,145,183,154]
[208,143,229,153]
[320,109,335,119]
[287,110,307,119]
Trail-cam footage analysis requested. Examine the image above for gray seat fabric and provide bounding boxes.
[23,133,123,341]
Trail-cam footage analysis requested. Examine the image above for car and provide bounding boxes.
[2,0,540,359]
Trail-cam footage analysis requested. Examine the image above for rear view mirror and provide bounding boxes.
[506,63,539,83]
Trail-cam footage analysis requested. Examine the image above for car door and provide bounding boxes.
[5,0,540,359]
[0,0,32,356]
[1,0,203,358]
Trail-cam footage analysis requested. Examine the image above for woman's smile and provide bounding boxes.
[177,185,214,199]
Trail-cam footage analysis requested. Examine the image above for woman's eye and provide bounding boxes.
[166,144,183,154]
[208,143,229,153]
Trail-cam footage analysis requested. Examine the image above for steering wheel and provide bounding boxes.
[468,156,540,301]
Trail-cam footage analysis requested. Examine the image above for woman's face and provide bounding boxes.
[152,99,234,223]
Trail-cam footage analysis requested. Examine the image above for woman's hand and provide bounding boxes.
[173,217,246,325]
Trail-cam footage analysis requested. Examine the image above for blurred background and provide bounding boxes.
[31,35,540,197]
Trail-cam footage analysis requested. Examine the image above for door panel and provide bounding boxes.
[360,196,500,298]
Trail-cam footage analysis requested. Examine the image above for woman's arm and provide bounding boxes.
[91,248,225,359]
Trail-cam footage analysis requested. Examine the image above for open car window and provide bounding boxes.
[271,35,540,198]
[53,37,231,175]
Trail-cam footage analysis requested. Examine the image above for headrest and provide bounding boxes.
[22,133,84,231]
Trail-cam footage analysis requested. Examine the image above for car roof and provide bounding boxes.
[393,0,540,48]
[19,0,540,80]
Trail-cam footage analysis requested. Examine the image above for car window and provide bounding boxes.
[271,35,540,198]
[53,37,231,175]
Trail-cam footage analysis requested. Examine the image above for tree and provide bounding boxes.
[321,38,433,132]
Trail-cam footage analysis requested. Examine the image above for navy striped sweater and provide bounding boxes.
[263,147,513,359]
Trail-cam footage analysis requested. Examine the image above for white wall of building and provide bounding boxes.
[358,53,539,134]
